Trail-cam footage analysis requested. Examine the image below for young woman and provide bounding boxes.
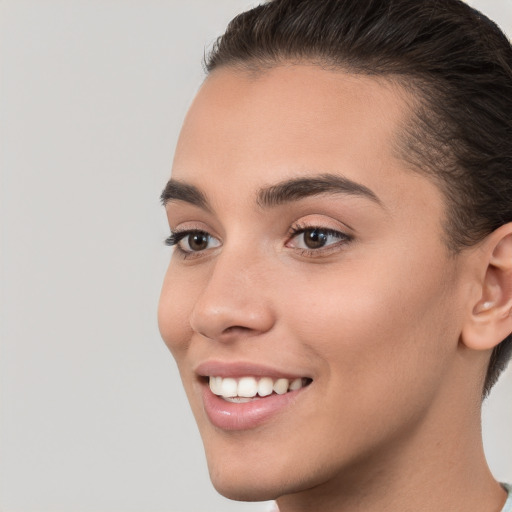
[159,1,512,510]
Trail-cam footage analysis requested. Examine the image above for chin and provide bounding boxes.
[208,466,313,503]
[204,440,325,503]
[204,447,283,501]
[210,476,280,502]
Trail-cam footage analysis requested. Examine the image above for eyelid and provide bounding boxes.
[164,217,353,259]
[164,226,222,259]
[285,221,354,255]
[164,220,219,245]
[164,229,207,247]
[287,225,352,243]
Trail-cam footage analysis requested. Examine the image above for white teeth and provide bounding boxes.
[257,377,274,397]
[208,375,309,400]
[289,378,303,391]
[220,377,238,397]
[209,376,222,395]
[273,378,289,395]
[238,377,258,397]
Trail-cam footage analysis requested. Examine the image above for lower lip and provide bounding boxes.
[201,383,307,431]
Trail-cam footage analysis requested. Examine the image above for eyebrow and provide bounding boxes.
[160,173,382,210]
[257,173,382,208]
[160,179,210,210]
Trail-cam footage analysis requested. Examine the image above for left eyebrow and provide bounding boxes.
[160,179,210,211]
[257,173,383,208]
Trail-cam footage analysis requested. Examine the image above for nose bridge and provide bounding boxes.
[189,242,275,341]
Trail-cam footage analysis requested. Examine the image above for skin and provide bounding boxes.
[158,64,510,512]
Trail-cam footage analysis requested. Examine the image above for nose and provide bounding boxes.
[189,248,276,342]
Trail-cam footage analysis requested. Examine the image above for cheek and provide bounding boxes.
[157,264,197,361]
[271,259,461,463]
[283,253,459,396]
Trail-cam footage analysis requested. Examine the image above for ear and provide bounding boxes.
[462,223,512,351]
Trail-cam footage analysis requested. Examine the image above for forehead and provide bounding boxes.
[171,64,439,218]
[179,65,407,153]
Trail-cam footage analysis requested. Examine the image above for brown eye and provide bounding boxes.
[171,230,221,254]
[165,230,221,254]
[286,226,352,254]
[188,233,209,251]
[303,229,329,249]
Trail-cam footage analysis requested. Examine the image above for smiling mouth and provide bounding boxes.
[208,376,312,402]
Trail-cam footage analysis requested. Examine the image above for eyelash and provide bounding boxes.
[164,225,353,258]
[286,224,353,256]
[164,231,200,247]
[164,229,217,259]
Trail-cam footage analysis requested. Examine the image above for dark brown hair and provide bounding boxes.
[205,0,512,396]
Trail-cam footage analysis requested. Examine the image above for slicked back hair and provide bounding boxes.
[204,0,512,396]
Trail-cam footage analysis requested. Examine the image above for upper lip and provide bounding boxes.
[195,360,310,380]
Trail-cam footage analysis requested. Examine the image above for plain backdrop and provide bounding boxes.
[1,1,511,511]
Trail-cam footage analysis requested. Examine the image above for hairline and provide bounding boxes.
[206,58,463,254]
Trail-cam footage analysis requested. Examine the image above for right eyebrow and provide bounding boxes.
[160,179,210,211]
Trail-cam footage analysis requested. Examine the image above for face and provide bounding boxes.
[158,65,473,502]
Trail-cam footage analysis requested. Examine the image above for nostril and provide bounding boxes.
[222,325,253,335]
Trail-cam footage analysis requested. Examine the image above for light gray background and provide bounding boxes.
[0,1,511,511]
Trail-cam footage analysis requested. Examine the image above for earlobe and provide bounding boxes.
[462,224,512,351]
